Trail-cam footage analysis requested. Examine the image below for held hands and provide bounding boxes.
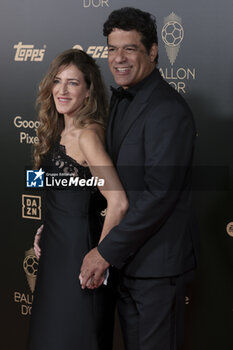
[34,224,43,259]
[79,247,110,290]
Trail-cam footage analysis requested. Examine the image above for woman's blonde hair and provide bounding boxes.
[34,49,108,168]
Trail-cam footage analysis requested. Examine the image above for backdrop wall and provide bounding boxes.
[1,0,233,349]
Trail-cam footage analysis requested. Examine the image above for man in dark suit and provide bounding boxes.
[80,7,199,350]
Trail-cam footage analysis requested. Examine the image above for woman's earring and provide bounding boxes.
[84,96,89,106]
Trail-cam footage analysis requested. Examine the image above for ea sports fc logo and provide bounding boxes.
[162,12,184,66]
[73,44,108,58]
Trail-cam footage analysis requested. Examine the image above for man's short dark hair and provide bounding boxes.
[103,7,158,63]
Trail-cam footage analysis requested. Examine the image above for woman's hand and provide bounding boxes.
[34,224,44,259]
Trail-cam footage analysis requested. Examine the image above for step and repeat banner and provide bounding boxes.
[1,0,233,349]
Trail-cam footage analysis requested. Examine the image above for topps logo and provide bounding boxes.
[73,45,108,58]
[14,42,46,61]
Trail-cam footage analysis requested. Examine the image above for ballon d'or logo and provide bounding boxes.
[226,222,233,237]
[162,12,184,66]
[23,248,39,293]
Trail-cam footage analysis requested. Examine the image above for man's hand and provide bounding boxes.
[79,247,110,289]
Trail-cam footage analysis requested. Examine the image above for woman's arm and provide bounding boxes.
[34,224,43,259]
[78,127,129,242]
[78,127,128,289]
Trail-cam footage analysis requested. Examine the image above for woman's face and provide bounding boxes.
[52,64,89,118]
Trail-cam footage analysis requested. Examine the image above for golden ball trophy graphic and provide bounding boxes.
[23,248,39,293]
[162,12,184,66]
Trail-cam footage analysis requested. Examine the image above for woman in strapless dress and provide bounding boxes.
[28,49,128,350]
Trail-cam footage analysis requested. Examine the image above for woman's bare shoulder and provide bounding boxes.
[78,123,105,145]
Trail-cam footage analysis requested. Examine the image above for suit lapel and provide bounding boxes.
[106,94,118,157]
[114,69,162,163]
[113,98,147,160]
[107,69,163,163]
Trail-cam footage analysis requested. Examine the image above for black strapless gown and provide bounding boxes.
[28,139,114,350]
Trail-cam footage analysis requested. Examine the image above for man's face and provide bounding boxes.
[108,28,157,89]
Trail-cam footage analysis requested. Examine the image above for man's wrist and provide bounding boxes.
[97,246,111,268]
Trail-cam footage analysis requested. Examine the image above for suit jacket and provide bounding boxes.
[98,68,199,278]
